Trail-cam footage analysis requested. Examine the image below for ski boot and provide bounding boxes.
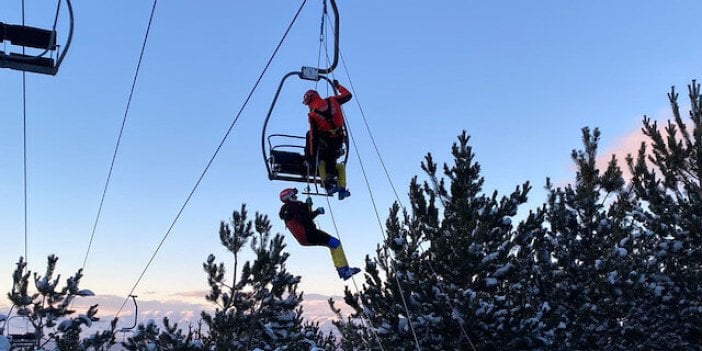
[324,178,338,196]
[337,187,351,200]
[337,266,361,281]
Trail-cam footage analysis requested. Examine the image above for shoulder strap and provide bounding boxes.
[314,98,338,129]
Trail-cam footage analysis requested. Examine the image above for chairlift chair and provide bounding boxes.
[2,314,40,350]
[262,73,349,196]
[262,0,346,196]
[0,0,74,75]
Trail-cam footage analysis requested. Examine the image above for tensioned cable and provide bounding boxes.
[339,65,476,350]
[81,0,159,272]
[338,101,422,351]
[22,0,28,263]
[310,10,388,350]
[22,74,28,263]
[323,13,476,350]
[313,17,417,351]
[319,39,422,351]
[321,195,385,351]
[114,0,309,318]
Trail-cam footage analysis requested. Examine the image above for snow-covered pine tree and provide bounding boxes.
[335,195,443,351]
[199,204,326,350]
[421,131,548,349]
[335,131,539,350]
[624,81,702,349]
[122,317,203,351]
[537,127,644,350]
[2,255,114,351]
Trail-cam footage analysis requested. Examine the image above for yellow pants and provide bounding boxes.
[319,162,346,188]
[329,244,349,268]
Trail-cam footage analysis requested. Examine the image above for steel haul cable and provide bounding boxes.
[81,0,159,273]
[115,0,309,318]
[309,10,388,350]
[22,0,28,264]
[321,196,386,351]
[322,11,477,350]
[313,8,418,350]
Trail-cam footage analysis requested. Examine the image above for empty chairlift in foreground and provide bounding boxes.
[0,0,74,75]
[0,312,40,350]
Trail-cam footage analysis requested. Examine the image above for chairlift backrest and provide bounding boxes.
[0,23,56,49]
[0,0,74,75]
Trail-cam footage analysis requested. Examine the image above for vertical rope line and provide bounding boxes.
[114,0,309,319]
[322,195,386,351]
[21,0,28,264]
[314,0,326,92]
[22,74,28,263]
[314,7,387,349]
[336,45,476,351]
[81,0,159,272]
[51,0,61,60]
[319,25,421,351]
[324,13,476,350]
[345,114,422,351]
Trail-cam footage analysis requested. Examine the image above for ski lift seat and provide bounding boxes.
[0,20,67,75]
[1,23,59,75]
[266,134,322,182]
[8,332,38,349]
[270,149,310,178]
[0,51,57,74]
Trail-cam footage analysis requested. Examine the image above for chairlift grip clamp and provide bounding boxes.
[301,66,320,81]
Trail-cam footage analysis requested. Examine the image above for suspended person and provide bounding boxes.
[278,188,361,280]
[303,79,352,200]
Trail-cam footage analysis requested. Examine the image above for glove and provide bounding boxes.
[332,79,340,88]
[305,197,313,205]
[315,207,325,215]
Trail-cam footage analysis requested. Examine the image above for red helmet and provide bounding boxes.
[279,188,298,203]
[303,90,319,105]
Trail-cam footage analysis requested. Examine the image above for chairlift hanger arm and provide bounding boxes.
[300,0,339,80]
[126,295,138,330]
[317,0,339,75]
[262,71,303,179]
[54,0,74,70]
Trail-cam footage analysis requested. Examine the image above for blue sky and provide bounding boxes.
[2,0,701,325]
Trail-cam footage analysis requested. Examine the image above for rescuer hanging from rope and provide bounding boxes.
[278,188,360,280]
[304,79,352,200]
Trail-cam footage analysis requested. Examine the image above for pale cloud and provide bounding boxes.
[0,291,353,337]
[594,102,698,182]
[170,290,209,298]
[596,123,648,180]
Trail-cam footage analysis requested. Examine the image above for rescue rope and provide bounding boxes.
[319,45,422,351]
[22,0,29,264]
[81,0,159,274]
[323,13,477,350]
[312,6,387,350]
[114,0,309,318]
[341,110,422,351]
[321,197,386,351]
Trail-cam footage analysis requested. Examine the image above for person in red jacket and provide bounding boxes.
[303,79,352,200]
[278,188,360,280]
